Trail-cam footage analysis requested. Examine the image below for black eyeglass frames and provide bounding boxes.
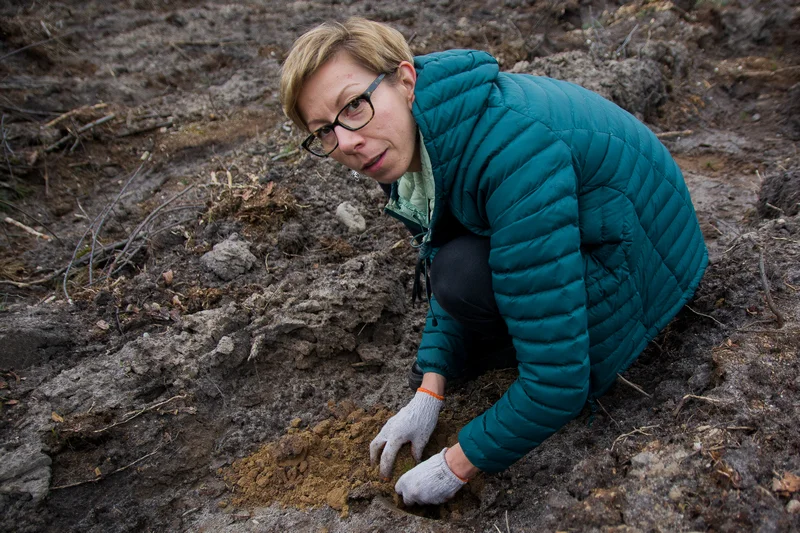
[301,73,387,157]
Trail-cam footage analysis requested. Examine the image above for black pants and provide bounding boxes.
[430,234,516,365]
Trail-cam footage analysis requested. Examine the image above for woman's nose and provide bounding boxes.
[334,125,364,154]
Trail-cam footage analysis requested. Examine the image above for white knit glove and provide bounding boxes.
[369,389,443,478]
[395,448,467,505]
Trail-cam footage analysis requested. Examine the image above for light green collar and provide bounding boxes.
[395,131,435,228]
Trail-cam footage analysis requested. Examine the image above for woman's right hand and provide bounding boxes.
[369,387,444,478]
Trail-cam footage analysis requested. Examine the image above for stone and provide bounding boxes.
[631,451,656,468]
[0,443,52,503]
[545,489,577,510]
[216,336,235,355]
[200,233,258,280]
[335,202,366,234]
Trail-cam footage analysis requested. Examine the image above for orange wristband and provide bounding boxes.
[417,387,444,401]
[452,471,469,483]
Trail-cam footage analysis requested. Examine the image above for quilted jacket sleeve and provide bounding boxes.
[415,290,469,380]
[457,129,590,473]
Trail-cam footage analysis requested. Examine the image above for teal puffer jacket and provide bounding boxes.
[406,50,708,473]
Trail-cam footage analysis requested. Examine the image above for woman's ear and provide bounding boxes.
[396,60,417,107]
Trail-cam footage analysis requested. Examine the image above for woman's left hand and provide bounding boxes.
[395,448,468,506]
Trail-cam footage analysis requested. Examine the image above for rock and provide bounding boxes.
[248,334,268,362]
[200,233,258,280]
[0,443,52,503]
[335,202,366,234]
[720,7,770,52]
[631,451,656,468]
[545,489,577,510]
[216,336,235,355]
[787,500,800,514]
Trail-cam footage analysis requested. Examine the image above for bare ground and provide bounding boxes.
[1,0,799,531]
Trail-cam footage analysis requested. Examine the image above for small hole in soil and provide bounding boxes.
[134,384,168,403]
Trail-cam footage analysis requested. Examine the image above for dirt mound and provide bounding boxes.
[225,401,398,516]
[225,399,472,518]
[512,51,667,120]
[758,165,800,218]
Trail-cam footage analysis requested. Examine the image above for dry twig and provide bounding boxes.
[62,163,146,301]
[595,399,620,428]
[170,42,193,61]
[616,373,652,399]
[3,216,49,240]
[615,23,639,57]
[84,213,198,285]
[44,103,108,129]
[656,130,694,139]
[0,238,130,288]
[116,118,174,138]
[46,113,116,152]
[758,247,785,328]
[89,162,148,284]
[105,185,197,278]
[0,31,77,63]
[271,149,299,161]
[0,100,60,117]
[0,199,62,242]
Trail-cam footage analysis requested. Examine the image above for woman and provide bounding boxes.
[280,18,708,506]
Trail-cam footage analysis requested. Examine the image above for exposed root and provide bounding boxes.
[611,425,660,452]
[673,394,730,417]
[91,394,188,434]
[50,444,163,491]
[686,305,726,328]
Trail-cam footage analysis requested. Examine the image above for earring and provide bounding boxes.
[351,170,361,182]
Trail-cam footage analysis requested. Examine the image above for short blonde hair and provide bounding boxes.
[280,17,413,131]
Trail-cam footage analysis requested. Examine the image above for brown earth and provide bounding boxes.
[1,0,799,531]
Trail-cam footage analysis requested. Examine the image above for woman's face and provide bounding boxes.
[297,52,420,184]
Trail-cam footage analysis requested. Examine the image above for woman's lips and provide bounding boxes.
[363,150,387,173]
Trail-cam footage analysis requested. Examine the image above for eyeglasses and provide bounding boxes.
[301,73,386,157]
